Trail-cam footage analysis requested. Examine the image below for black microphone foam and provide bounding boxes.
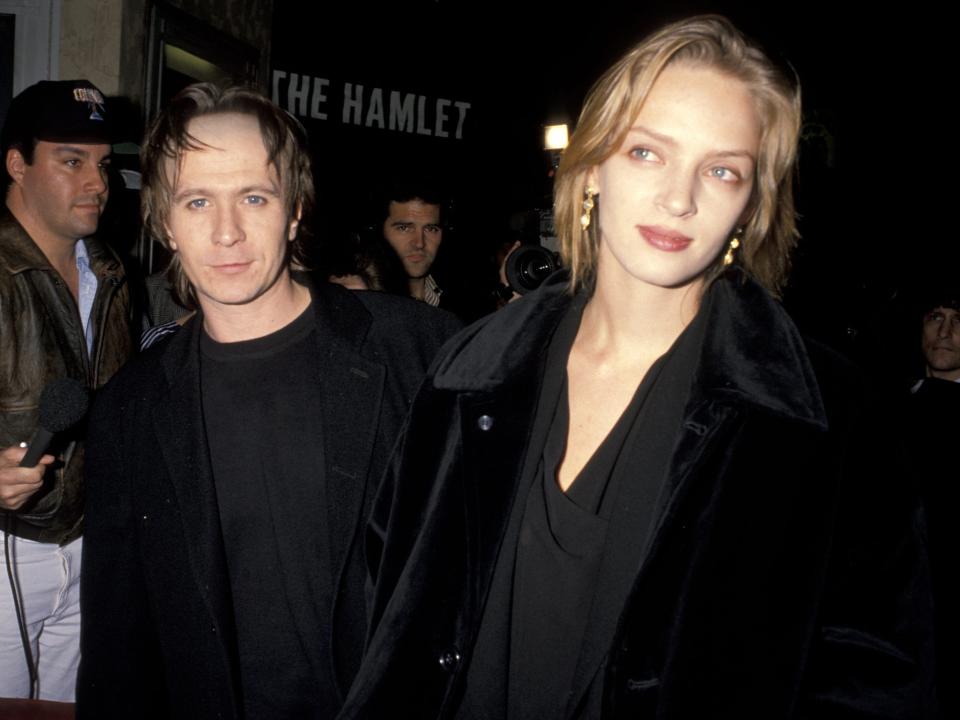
[19,378,90,468]
[38,378,90,433]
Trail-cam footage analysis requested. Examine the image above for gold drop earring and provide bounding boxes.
[580,187,598,231]
[723,229,743,266]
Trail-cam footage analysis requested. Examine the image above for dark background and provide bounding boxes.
[271,0,941,380]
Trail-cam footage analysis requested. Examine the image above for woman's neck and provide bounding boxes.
[577,263,703,364]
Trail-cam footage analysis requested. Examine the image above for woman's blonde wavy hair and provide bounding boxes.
[554,15,801,296]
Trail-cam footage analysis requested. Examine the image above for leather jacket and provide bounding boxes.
[1,207,134,544]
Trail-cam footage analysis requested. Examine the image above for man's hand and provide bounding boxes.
[0,444,54,510]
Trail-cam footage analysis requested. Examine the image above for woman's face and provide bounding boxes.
[588,63,761,295]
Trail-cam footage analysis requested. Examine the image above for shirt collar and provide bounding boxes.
[75,238,91,269]
[423,274,442,307]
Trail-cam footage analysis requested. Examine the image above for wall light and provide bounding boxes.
[543,123,569,151]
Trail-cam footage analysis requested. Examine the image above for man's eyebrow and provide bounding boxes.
[52,146,113,165]
[173,187,204,202]
[52,145,94,157]
[172,183,282,202]
[237,184,282,197]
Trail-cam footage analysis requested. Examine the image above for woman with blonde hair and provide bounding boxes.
[341,15,933,719]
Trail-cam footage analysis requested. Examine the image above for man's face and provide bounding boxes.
[164,112,299,316]
[7,141,111,244]
[922,306,960,381]
[382,199,442,279]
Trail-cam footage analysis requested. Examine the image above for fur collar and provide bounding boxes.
[434,269,826,429]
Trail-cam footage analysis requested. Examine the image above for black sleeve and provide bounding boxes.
[76,381,168,719]
[800,357,937,719]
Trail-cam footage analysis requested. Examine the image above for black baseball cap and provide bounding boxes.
[1,79,112,155]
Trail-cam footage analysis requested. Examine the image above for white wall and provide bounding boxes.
[0,0,62,92]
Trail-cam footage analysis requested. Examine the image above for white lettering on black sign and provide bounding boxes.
[273,70,472,140]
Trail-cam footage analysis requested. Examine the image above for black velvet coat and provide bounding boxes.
[339,270,935,719]
[77,281,461,719]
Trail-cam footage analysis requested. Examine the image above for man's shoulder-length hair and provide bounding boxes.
[141,83,315,310]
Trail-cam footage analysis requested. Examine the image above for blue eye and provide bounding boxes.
[245,195,266,206]
[629,147,658,161]
[188,199,208,209]
[710,166,739,182]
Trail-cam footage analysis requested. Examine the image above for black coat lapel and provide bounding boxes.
[320,346,384,582]
[309,285,388,696]
[152,318,234,639]
[308,284,385,587]
[460,290,572,612]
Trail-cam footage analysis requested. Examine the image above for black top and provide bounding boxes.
[458,293,706,720]
[201,304,337,719]
[508,298,668,719]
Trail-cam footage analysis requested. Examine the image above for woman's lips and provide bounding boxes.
[637,225,693,252]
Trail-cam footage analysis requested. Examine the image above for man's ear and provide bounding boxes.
[288,203,302,241]
[5,148,26,186]
[164,224,178,252]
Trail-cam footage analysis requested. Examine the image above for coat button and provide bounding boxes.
[438,649,461,672]
[477,414,494,431]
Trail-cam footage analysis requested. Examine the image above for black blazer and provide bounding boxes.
[77,280,460,719]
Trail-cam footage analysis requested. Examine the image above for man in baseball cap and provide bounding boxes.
[0,79,133,701]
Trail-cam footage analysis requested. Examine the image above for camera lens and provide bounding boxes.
[506,245,559,295]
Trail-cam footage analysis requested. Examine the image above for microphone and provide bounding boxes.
[19,378,90,468]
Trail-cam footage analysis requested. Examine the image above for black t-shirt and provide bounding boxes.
[201,304,338,719]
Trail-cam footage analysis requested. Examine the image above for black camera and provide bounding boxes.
[505,244,560,295]
[503,208,561,296]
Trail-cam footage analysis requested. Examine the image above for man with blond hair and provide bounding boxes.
[78,84,458,719]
